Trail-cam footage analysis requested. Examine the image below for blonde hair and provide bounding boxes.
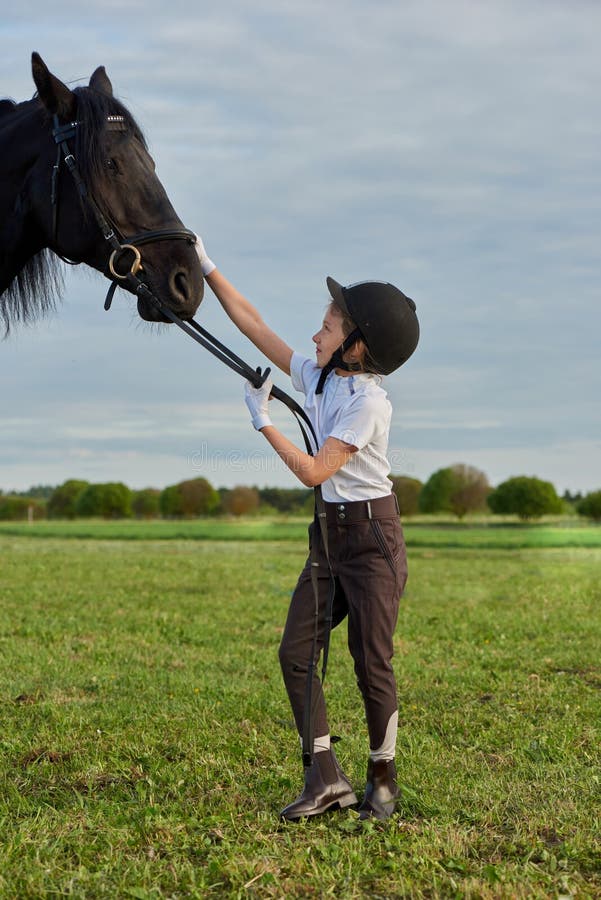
[327,300,380,374]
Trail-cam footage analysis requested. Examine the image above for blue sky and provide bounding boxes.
[1,1,600,494]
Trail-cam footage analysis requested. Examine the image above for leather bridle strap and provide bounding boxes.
[52,116,124,256]
[52,115,196,278]
[125,229,197,246]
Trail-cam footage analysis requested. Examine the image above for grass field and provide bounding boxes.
[1,516,600,549]
[0,523,600,898]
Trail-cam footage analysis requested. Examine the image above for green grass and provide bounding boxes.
[0,530,600,897]
[1,516,600,549]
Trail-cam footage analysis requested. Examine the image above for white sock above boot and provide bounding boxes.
[369,711,398,762]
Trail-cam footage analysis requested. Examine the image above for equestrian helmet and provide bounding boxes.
[326,277,419,374]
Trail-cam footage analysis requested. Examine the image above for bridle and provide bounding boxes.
[51,114,281,386]
[51,115,196,299]
[51,110,336,769]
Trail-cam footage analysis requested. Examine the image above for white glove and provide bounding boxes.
[194,234,216,276]
[244,376,273,431]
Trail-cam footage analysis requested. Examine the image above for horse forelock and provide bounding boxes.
[71,86,148,215]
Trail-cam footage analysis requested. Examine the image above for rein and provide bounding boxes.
[52,112,335,767]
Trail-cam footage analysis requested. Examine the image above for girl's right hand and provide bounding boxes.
[194,234,216,276]
[244,375,274,431]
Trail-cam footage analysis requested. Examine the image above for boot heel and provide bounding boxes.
[358,759,399,820]
[337,791,358,809]
[280,750,357,820]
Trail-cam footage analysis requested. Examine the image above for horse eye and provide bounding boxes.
[106,158,120,174]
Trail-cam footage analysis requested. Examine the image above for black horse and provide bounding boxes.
[0,53,203,332]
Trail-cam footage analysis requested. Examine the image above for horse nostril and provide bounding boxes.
[171,270,190,304]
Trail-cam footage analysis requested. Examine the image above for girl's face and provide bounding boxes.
[312,306,347,369]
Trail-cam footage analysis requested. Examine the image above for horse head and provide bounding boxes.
[2,53,203,324]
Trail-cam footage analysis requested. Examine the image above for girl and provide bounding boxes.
[195,237,419,820]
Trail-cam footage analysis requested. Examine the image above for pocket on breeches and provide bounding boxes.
[369,517,408,593]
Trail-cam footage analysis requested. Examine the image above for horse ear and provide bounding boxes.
[31,52,76,119]
[89,66,113,97]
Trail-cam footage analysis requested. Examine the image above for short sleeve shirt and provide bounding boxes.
[290,351,393,503]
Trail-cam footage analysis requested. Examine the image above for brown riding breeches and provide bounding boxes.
[278,493,408,751]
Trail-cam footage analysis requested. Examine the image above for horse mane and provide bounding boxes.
[1,252,64,335]
[1,84,147,334]
[0,98,17,118]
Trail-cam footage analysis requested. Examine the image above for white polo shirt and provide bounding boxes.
[290,351,393,503]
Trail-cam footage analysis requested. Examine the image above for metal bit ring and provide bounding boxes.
[109,244,142,279]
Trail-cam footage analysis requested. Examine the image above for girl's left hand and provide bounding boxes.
[244,376,273,431]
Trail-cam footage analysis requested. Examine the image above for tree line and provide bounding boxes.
[1,465,600,522]
[0,480,314,521]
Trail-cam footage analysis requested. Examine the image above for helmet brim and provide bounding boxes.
[326,276,351,317]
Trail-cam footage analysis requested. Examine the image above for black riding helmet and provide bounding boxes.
[326,277,420,375]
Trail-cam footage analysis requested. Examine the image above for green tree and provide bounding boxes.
[0,496,45,520]
[577,490,601,522]
[389,475,422,517]
[419,467,455,514]
[48,480,89,519]
[258,487,313,514]
[488,476,562,520]
[13,484,55,500]
[448,464,491,519]
[160,478,219,518]
[75,482,132,518]
[159,484,181,518]
[132,488,161,519]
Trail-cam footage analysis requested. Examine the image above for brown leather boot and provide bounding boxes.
[357,758,399,820]
[280,749,357,821]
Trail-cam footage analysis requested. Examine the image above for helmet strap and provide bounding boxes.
[315,328,363,395]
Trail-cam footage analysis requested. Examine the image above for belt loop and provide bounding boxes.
[366,500,372,520]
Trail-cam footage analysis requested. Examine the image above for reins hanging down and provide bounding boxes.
[137,281,336,768]
[134,278,338,768]
[52,112,336,768]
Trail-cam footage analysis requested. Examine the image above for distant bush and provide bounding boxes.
[160,478,220,518]
[75,482,133,519]
[131,488,161,519]
[488,476,563,520]
[222,486,260,517]
[11,484,55,500]
[257,487,313,514]
[389,476,423,517]
[577,490,601,522]
[48,480,89,519]
[419,464,490,518]
[0,496,46,520]
[448,464,491,519]
[419,468,455,514]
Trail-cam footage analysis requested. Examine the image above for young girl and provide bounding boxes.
[195,237,419,821]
